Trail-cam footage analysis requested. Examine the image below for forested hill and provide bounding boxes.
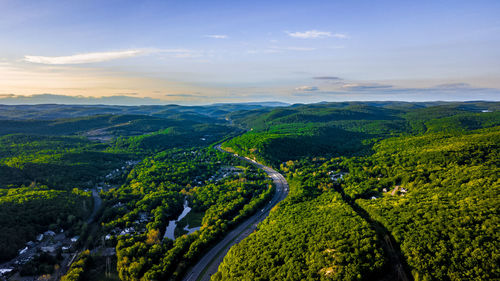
[222,101,500,166]
[0,105,243,265]
[0,101,498,281]
[0,102,288,120]
[215,102,500,281]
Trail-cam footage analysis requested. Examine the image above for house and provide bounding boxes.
[329,172,347,182]
[41,246,56,253]
[44,230,56,236]
[119,227,135,235]
[19,247,28,255]
[0,268,13,277]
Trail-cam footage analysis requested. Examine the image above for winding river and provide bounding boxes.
[164,199,200,240]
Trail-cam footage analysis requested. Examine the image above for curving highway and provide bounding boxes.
[182,144,289,281]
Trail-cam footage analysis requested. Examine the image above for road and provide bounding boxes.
[182,145,289,281]
[56,189,102,280]
[87,189,102,224]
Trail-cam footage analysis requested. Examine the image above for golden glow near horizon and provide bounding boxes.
[1,58,499,105]
[0,61,214,102]
[0,1,499,104]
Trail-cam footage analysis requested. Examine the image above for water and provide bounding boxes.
[163,199,199,240]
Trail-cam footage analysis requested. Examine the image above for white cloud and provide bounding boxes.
[24,50,143,64]
[434,83,472,89]
[286,30,347,39]
[205,34,228,39]
[295,86,319,91]
[342,83,393,90]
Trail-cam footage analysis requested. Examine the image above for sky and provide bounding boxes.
[0,0,499,105]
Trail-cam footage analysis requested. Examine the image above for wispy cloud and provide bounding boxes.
[434,83,472,89]
[342,83,393,91]
[165,93,207,98]
[313,76,342,81]
[154,48,193,53]
[205,34,228,39]
[23,48,202,64]
[286,30,347,39]
[24,50,143,65]
[295,86,319,91]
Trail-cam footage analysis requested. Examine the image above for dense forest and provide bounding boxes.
[0,134,133,189]
[214,173,385,281]
[215,103,499,281]
[0,106,243,274]
[223,103,500,165]
[0,187,92,260]
[0,102,498,281]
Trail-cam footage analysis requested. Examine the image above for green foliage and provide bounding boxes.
[0,134,133,189]
[112,123,237,153]
[0,115,142,136]
[223,103,499,166]
[1,102,499,281]
[344,127,500,280]
[214,165,385,281]
[0,187,92,261]
[222,127,372,166]
[61,250,92,281]
[218,104,499,281]
[222,104,406,165]
[104,148,273,280]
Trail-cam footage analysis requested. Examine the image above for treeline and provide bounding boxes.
[0,187,92,261]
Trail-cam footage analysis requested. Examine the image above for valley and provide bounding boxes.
[0,102,498,281]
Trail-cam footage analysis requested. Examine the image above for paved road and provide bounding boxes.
[182,145,289,281]
[87,189,102,224]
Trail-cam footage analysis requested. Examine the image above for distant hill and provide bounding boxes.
[222,101,500,165]
[0,102,289,120]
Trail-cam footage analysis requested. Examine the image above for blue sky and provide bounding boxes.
[0,0,499,105]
